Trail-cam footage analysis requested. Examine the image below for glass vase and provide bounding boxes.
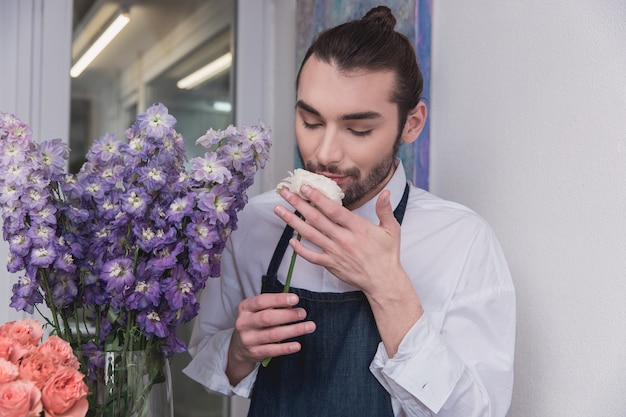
[75,348,173,417]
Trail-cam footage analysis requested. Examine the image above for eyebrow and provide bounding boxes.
[296,100,382,121]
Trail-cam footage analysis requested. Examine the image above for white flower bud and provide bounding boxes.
[276,169,344,205]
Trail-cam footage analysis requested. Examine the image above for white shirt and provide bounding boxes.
[184,162,516,417]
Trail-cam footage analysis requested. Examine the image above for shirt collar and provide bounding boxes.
[351,159,408,223]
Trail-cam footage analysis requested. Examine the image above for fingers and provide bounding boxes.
[233,293,316,363]
[278,185,348,228]
[375,190,400,235]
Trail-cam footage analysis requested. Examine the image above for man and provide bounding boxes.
[184,6,515,417]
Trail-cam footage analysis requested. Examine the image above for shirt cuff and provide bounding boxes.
[183,328,259,398]
[370,313,464,413]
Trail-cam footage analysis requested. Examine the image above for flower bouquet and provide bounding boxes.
[0,318,88,417]
[0,104,271,416]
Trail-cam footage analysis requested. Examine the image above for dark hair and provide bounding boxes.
[296,6,424,134]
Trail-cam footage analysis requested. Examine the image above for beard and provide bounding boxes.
[299,147,397,208]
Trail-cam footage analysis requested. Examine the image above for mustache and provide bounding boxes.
[303,163,360,178]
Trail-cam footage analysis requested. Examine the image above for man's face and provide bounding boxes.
[296,57,401,210]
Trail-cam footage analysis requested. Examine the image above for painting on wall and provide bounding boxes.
[296,0,432,190]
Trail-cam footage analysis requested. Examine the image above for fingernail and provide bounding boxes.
[300,185,311,196]
[287,294,298,304]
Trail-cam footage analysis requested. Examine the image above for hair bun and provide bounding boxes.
[362,6,396,30]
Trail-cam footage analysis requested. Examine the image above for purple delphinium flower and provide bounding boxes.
[195,125,238,149]
[136,103,176,138]
[138,165,167,191]
[122,188,150,217]
[9,233,31,257]
[50,270,79,308]
[10,274,43,314]
[146,241,184,274]
[29,244,57,267]
[196,191,234,226]
[87,133,121,164]
[126,279,161,310]
[166,195,194,223]
[39,138,69,177]
[161,266,196,310]
[137,310,168,338]
[190,153,232,184]
[0,106,272,358]
[101,258,135,293]
[185,217,221,250]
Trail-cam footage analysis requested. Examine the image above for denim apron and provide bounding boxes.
[247,184,409,417]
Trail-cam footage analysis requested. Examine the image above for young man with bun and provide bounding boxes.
[185,6,515,416]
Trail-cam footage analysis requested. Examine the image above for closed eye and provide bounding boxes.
[302,120,322,129]
[348,128,372,137]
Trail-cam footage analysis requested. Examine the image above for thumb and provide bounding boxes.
[375,190,399,232]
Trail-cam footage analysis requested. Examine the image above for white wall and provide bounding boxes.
[431,1,626,416]
[0,0,73,325]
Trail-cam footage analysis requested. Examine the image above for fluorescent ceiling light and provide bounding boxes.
[70,12,130,78]
[213,101,232,112]
[176,52,233,90]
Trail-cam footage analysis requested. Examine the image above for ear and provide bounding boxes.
[400,101,428,145]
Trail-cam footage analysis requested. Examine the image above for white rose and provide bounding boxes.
[276,169,344,205]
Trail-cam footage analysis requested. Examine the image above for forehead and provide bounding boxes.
[297,57,397,115]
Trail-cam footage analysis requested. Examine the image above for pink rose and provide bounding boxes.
[38,336,80,370]
[0,358,19,384]
[0,379,43,417]
[3,319,43,346]
[41,367,89,417]
[19,351,60,389]
[0,336,14,361]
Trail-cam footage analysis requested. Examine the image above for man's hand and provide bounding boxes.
[274,184,423,357]
[274,184,402,295]
[226,293,316,386]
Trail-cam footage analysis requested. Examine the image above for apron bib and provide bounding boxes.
[248,184,409,417]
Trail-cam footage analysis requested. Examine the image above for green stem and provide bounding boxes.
[262,215,304,367]
[41,271,63,337]
[282,233,302,293]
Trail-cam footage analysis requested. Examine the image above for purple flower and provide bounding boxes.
[27,224,56,246]
[50,271,78,307]
[138,165,167,191]
[9,233,31,257]
[126,279,161,310]
[197,191,234,225]
[137,103,176,138]
[185,218,220,249]
[29,244,57,267]
[39,138,69,177]
[6,252,25,273]
[137,310,168,338]
[0,106,272,358]
[10,275,43,314]
[122,189,150,217]
[162,266,195,310]
[87,133,121,164]
[190,153,232,184]
[195,125,238,148]
[101,258,135,293]
[166,196,194,223]
[146,241,184,274]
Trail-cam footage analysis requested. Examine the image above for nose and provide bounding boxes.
[316,125,342,167]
